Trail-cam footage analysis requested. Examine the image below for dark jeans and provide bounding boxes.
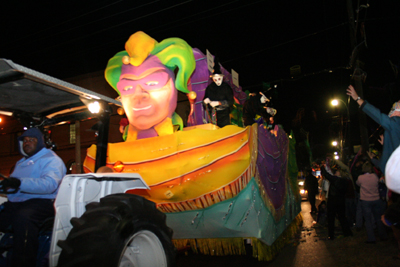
[327,197,352,238]
[345,197,356,227]
[0,199,55,267]
[308,192,317,212]
[361,199,388,242]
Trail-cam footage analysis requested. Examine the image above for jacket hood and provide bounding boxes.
[18,128,46,157]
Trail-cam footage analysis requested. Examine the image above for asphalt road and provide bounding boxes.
[176,199,400,267]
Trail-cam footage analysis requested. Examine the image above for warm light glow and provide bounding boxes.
[187,91,197,100]
[331,99,339,106]
[117,107,125,115]
[298,181,304,186]
[113,161,125,173]
[0,111,13,116]
[88,101,101,114]
[0,117,2,123]
[334,155,339,160]
[332,141,338,146]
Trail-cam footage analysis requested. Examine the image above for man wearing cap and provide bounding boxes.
[0,127,66,267]
[243,91,273,127]
[203,58,234,128]
[347,85,400,175]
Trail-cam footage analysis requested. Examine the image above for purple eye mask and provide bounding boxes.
[117,56,174,96]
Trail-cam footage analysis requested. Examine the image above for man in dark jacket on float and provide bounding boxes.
[203,58,234,128]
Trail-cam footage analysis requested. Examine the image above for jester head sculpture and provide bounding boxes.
[105,31,195,140]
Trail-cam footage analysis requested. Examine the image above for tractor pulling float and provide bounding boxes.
[0,31,302,267]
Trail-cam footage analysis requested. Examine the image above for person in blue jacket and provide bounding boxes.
[0,127,66,267]
[347,85,400,176]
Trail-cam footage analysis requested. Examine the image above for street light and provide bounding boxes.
[331,98,350,123]
[331,99,339,106]
[331,98,350,160]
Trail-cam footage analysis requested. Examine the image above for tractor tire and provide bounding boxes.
[57,194,175,267]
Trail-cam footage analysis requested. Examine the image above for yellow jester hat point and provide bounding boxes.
[125,31,158,66]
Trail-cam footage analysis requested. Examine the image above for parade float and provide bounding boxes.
[82,31,302,261]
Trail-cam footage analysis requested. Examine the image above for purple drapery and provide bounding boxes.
[257,124,289,210]
[187,49,247,126]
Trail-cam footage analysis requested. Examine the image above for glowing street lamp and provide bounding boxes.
[331,98,350,122]
[331,99,339,106]
[331,98,350,160]
[332,141,338,146]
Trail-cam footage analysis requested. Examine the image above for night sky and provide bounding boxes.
[1,0,400,158]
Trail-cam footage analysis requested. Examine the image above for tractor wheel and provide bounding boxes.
[57,194,175,267]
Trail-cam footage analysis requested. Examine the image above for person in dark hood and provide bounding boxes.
[321,160,353,240]
[243,90,277,126]
[304,167,319,213]
[203,57,234,128]
[0,127,66,267]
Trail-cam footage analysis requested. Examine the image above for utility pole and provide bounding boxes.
[346,0,369,155]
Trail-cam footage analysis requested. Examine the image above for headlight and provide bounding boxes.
[300,189,306,194]
[298,181,304,186]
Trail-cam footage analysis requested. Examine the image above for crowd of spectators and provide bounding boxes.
[304,84,400,259]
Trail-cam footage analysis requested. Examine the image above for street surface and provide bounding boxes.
[176,200,399,267]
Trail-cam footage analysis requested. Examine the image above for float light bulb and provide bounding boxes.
[88,101,101,114]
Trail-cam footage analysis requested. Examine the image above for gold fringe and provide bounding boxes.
[173,212,303,261]
[156,167,251,213]
[173,238,247,256]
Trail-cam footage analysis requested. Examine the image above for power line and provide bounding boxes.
[241,65,350,91]
[12,1,194,56]
[222,21,348,65]
[6,0,127,45]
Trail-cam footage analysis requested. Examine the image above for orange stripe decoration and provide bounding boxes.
[83,125,253,206]
[125,144,249,202]
[85,125,247,165]
[84,125,249,183]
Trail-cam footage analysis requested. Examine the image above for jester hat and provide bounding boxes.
[105,31,195,94]
[212,56,223,76]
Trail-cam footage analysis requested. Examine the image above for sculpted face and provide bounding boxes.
[212,74,223,86]
[117,57,177,130]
